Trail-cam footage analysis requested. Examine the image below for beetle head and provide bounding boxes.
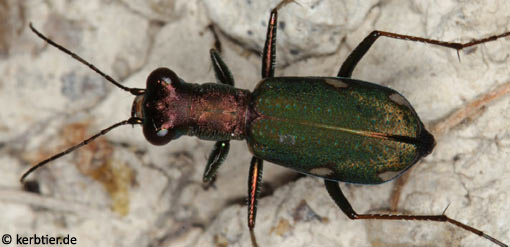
[132,67,189,145]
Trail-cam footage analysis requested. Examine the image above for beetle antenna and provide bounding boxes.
[29,23,145,96]
[20,117,143,183]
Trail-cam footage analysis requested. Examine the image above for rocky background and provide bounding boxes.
[0,0,509,246]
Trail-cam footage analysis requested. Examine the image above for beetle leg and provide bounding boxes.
[207,23,223,53]
[324,180,507,247]
[248,157,264,247]
[261,5,278,79]
[261,0,294,79]
[210,49,235,86]
[203,141,230,186]
[338,30,510,78]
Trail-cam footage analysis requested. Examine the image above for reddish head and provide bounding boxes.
[132,68,190,145]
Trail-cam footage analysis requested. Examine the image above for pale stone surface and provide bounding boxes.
[1,0,509,246]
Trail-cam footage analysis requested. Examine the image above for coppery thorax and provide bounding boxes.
[188,83,251,140]
[132,68,250,145]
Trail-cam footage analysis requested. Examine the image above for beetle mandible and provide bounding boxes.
[21,0,510,246]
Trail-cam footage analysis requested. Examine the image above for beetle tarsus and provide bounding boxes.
[249,228,259,247]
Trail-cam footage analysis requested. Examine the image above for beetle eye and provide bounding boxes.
[161,76,172,84]
[147,67,179,88]
[157,128,168,137]
[143,117,174,146]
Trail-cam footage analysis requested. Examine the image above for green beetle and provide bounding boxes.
[21,1,508,246]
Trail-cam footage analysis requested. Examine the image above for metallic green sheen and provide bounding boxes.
[246,77,426,184]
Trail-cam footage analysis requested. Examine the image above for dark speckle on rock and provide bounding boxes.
[23,180,41,194]
[292,200,323,222]
[279,21,285,30]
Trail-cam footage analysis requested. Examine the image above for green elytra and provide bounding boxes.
[21,0,509,246]
[248,77,430,184]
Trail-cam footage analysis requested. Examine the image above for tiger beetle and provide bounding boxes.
[21,0,509,246]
